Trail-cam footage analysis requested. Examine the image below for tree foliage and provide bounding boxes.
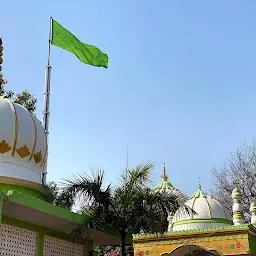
[94,245,134,256]
[211,140,256,218]
[0,75,37,113]
[63,163,190,256]
[48,181,75,210]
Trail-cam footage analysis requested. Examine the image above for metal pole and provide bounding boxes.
[42,17,52,185]
[126,145,129,170]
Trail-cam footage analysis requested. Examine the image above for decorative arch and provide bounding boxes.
[161,245,222,256]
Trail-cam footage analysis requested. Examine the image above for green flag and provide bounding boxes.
[51,19,108,68]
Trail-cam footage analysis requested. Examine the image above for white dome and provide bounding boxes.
[172,187,233,231]
[0,98,47,184]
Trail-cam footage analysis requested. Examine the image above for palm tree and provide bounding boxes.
[63,163,189,256]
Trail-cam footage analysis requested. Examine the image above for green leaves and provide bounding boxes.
[120,162,154,215]
[62,169,112,209]
[63,163,187,234]
[62,163,193,256]
[13,91,37,113]
[48,181,75,210]
[0,83,37,114]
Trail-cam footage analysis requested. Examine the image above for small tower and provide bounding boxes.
[167,212,174,232]
[232,181,246,226]
[250,202,256,226]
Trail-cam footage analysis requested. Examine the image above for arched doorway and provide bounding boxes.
[162,245,221,256]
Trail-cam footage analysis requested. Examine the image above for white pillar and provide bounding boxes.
[232,187,246,225]
[167,213,174,231]
[250,202,256,226]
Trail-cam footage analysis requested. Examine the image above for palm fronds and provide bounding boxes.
[62,162,193,256]
[62,169,112,208]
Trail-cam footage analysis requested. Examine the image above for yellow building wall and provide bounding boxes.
[134,233,250,255]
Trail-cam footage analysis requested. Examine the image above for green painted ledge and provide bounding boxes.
[0,184,45,200]
[172,218,233,226]
[133,224,252,239]
[3,190,88,225]
[2,189,132,244]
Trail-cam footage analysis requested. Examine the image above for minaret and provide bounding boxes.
[232,180,246,225]
[167,212,174,232]
[161,163,168,181]
[250,202,256,226]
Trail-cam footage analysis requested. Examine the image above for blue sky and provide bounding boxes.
[1,1,256,196]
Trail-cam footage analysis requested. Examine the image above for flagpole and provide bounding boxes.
[42,17,52,185]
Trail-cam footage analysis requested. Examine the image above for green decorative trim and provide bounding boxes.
[154,181,178,191]
[0,192,3,223]
[232,187,240,193]
[233,213,245,219]
[133,224,249,239]
[190,189,210,199]
[0,177,54,202]
[87,240,93,253]
[4,190,87,225]
[0,184,45,200]
[173,218,233,226]
[38,232,44,256]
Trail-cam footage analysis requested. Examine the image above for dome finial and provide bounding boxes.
[161,163,168,181]
[233,179,239,187]
[198,176,201,190]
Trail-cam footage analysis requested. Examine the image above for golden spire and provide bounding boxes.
[161,163,168,181]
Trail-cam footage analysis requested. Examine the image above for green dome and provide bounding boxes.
[190,185,211,199]
[154,180,177,191]
[172,185,233,231]
[154,163,178,192]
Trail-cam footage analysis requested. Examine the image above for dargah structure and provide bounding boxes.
[133,174,256,256]
[0,97,123,255]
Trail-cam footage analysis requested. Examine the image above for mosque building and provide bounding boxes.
[133,180,256,256]
[2,34,256,256]
[0,97,125,256]
[0,39,122,255]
